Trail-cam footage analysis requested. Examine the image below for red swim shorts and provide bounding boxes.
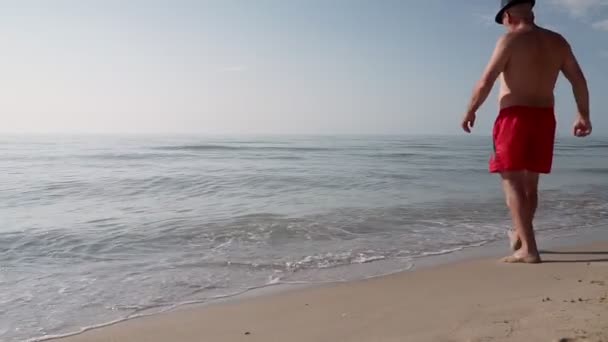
[489,106,556,174]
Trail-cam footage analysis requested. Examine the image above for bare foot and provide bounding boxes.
[508,229,521,251]
[502,250,541,264]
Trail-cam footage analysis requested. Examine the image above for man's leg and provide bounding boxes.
[524,171,540,222]
[509,171,539,250]
[501,171,541,263]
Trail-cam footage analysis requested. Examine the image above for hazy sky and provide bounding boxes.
[2,0,607,135]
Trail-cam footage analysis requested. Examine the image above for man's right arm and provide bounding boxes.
[561,40,590,121]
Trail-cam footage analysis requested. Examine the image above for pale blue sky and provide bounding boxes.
[1,0,606,135]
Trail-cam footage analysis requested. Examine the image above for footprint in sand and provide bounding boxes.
[554,330,592,342]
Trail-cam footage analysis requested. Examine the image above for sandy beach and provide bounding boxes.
[54,241,608,342]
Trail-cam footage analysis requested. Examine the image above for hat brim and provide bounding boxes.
[495,0,536,24]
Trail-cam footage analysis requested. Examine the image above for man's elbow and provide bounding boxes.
[572,74,588,90]
[579,74,588,88]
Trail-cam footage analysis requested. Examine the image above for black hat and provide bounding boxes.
[495,0,536,24]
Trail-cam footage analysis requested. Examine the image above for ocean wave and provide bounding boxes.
[416,241,489,257]
[363,152,422,158]
[83,153,186,160]
[579,167,608,174]
[164,251,391,275]
[557,143,608,150]
[284,251,387,271]
[153,144,337,152]
[154,144,242,151]
[240,155,304,161]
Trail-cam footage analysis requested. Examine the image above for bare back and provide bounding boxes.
[499,27,568,109]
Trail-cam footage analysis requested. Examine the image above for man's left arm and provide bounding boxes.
[462,35,511,133]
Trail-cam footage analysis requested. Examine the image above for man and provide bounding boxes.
[462,0,592,263]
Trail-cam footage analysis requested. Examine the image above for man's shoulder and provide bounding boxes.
[539,26,567,41]
[498,32,518,42]
[497,31,527,45]
[499,27,568,46]
[495,32,518,49]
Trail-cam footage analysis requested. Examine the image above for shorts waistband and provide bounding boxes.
[499,106,554,116]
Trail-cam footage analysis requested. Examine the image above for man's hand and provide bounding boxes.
[573,116,592,137]
[462,112,476,133]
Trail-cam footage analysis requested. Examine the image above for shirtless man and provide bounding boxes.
[462,0,592,263]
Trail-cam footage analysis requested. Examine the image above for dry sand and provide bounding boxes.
[55,243,608,342]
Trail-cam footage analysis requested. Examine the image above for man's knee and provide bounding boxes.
[500,173,526,207]
[523,172,540,198]
[523,182,539,205]
[526,188,538,200]
[502,184,526,208]
[505,191,526,210]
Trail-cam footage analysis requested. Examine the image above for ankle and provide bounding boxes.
[518,244,538,256]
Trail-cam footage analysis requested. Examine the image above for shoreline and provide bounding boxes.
[45,225,608,342]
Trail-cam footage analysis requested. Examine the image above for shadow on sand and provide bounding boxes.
[539,250,608,263]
